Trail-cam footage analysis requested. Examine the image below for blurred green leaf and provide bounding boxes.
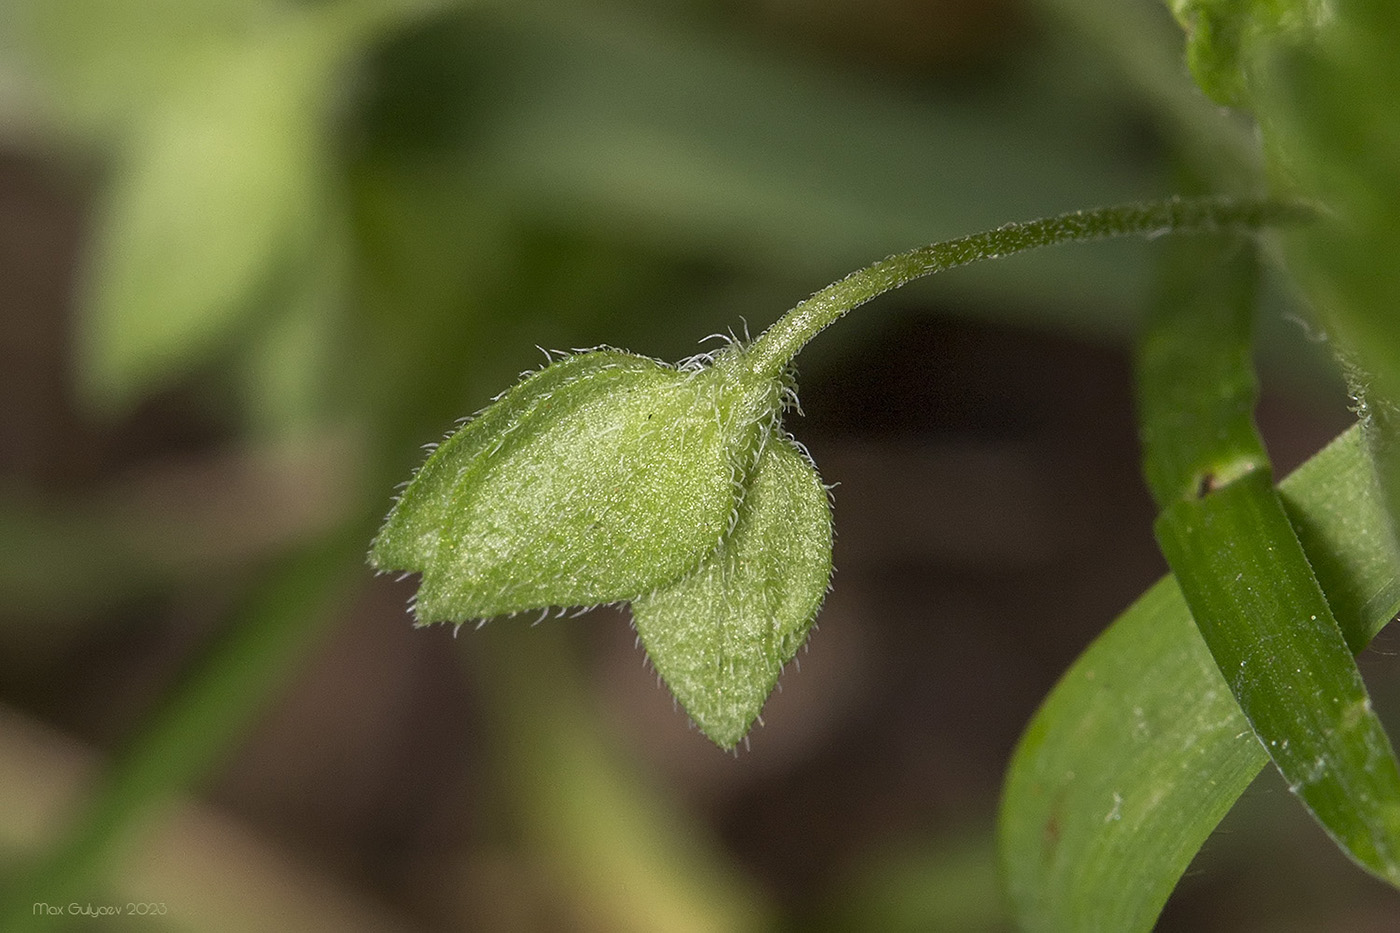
[75,13,345,412]
[1163,0,1325,106]
[1258,0,1400,406]
[425,4,1168,327]
[10,0,274,143]
[235,214,352,436]
[1035,0,1260,183]
[999,426,1400,931]
[0,434,362,617]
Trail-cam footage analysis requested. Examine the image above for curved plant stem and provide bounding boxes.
[740,195,1314,382]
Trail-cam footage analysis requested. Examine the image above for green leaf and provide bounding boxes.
[9,0,274,143]
[1258,0,1400,408]
[1135,234,1261,505]
[1137,231,1400,885]
[371,341,824,749]
[999,427,1400,932]
[631,437,832,750]
[370,347,788,621]
[1250,0,1400,599]
[1157,471,1400,882]
[1165,0,1400,410]
[1163,0,1326,106]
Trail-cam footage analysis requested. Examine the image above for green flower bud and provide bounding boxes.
[371,346,777,618]
[370,342,834,748]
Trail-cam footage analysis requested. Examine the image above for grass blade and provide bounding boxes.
[1156,472,1400,879]
[999,425,1400,930]
[1137,231,1400,885]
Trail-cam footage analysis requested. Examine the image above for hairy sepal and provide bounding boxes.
[369,348,784,621]
[631,437,833,750]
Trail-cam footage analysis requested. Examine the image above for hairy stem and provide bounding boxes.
[740,195,1314,382]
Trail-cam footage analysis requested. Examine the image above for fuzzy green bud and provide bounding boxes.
[370,344,833,747]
